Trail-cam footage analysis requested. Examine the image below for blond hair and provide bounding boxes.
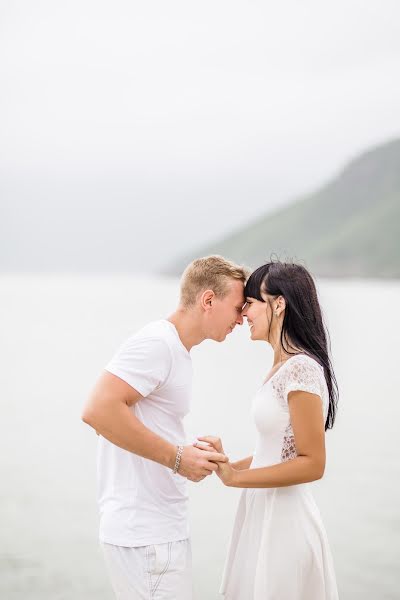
[180,255,250,308]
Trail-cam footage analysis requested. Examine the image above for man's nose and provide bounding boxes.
[236,314,244,325]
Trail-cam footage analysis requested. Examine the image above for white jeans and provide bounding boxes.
[101,539,193,600]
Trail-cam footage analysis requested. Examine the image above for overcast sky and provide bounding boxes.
[1,1,400,271]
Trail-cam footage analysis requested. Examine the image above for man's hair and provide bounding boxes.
[180,255,250,308]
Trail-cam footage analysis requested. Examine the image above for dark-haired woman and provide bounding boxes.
[197,262,339,599]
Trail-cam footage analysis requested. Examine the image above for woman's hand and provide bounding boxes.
[194,436,237,485]
[195,437,238,486]
[215,460,237,487]
[195,436,224,454]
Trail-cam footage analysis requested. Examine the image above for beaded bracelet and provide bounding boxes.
[173,445,184,474]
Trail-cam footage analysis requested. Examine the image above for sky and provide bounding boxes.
[1,0,400,271]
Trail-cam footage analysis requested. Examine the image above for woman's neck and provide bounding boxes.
[271,338,302,367]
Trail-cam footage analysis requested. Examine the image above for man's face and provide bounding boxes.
[206,280,245,342]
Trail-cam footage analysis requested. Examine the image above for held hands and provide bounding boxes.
[177,444,228,483]
[194,436,237,487]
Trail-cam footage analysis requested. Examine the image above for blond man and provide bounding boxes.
[82,256,248,600]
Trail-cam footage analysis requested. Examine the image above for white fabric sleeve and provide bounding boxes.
[284,356,324,402]
[105,336,172,397]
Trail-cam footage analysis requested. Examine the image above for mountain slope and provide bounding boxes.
[166,138,400,278]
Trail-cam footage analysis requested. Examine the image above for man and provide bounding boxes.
[82,255,248,600]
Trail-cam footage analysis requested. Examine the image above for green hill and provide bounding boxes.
[165,138,400,278]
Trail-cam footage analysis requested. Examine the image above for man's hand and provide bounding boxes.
[178,445,228,482]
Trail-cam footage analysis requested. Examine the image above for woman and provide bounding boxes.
[197,261,339,599]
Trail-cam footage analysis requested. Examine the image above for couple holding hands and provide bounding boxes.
[82,255,339,599]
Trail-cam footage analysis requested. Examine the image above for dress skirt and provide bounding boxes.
[220,484,339,600]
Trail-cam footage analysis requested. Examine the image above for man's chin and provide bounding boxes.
[213,329,234,342]
[217,332,228,342]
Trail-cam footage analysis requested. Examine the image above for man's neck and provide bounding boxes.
[167,308,205,352]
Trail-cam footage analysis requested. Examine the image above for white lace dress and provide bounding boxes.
[220,354,339,600]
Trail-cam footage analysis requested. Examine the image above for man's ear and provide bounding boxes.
[200,289,215,311]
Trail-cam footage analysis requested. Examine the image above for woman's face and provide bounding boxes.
[242,295,272,341]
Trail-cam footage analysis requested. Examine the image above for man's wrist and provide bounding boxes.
[164,443,180,470]
[172,445,184,474]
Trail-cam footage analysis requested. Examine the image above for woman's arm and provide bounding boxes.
[216,390,326,488]
[230,455,253,470]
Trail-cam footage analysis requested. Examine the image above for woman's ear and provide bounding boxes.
[275,295,286,317]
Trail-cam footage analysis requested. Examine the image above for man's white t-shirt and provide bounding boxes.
[98,319,192,547]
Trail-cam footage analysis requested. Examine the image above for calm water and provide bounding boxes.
[1,275,399,599]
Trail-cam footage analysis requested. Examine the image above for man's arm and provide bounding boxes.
[82,371,228,480]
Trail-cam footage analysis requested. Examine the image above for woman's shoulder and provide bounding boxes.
[283,353,326,389]
[287,353,323,370]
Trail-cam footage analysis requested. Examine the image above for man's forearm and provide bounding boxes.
[83,403,177,469]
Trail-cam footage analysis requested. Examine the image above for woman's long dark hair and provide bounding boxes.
[245,260,338,430]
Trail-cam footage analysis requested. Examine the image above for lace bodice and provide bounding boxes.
[251,354,328,467]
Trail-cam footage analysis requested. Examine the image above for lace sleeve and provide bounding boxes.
[284,355,324,403]
[280,356,326,463]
